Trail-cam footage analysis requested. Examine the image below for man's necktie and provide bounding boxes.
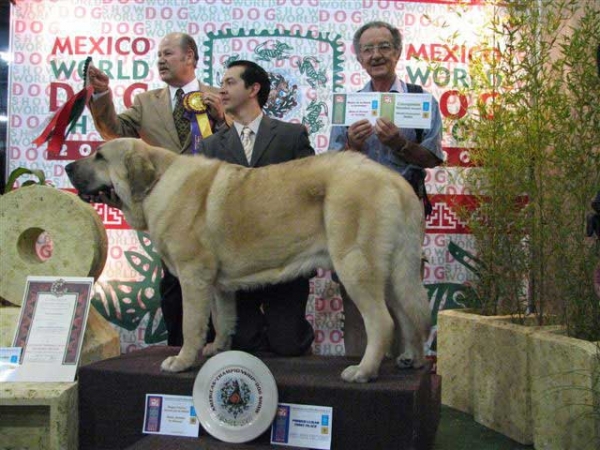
[241,126,254,163]
[173,88,189,146]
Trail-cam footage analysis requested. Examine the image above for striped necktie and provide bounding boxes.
[241,126,254,163]
[173,88,189,145]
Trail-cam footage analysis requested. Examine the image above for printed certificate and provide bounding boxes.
[331,92,433,129]
[7,276,94,382]
[142,394,200,437]
[271,403,333,449]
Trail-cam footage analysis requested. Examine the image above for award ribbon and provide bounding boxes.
[33,57,94,157]
[183,91,212,153]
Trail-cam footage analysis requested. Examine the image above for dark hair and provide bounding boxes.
[227,60,271,108]
[352,21,403,57]
[180,33,199,68]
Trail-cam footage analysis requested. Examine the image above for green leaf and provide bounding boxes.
[4,167,46,193]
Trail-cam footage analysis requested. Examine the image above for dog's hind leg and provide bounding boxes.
[337,253,394,383]
[388,251,430,370]
[202,290,236,356]
[161,278,213,373]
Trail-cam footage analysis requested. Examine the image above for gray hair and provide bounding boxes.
[352,21,403,57]
[180,33,200,68]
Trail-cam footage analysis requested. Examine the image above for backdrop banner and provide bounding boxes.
[7,0,493,355]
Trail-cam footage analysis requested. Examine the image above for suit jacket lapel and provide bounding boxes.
[222,128,249,166]
[250,116,275,166]
[152,87,181,151]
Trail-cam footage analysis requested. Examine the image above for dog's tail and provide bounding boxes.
[390,239,431,332]
[385,177,431,366]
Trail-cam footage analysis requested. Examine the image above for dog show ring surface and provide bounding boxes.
[0,185,107,306]
[78,346,441,450]
[192,351,278,443]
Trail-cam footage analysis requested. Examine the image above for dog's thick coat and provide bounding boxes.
[66,138,430,382]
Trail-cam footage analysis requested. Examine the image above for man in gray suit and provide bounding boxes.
[198,60,315,356]
[87,32,226,346]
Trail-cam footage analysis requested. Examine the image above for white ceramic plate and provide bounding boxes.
[193,351,278,443]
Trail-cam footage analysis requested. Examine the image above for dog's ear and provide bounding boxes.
[123,146,158,202]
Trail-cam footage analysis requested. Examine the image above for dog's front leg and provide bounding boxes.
[161,278,213,373]
[202,290,236,356]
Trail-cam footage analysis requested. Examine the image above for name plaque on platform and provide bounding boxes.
[142,394,200,437]
[271,403,333,449]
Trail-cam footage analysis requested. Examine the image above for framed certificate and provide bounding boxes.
[6,276,94,382]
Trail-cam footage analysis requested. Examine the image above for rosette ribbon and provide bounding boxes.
[183,91,213,153]
[33,57,94,157]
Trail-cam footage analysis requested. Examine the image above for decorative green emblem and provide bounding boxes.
[218,377,252,419]
[299,57,328,89]
[254,40,293,62]
[92,231,166,344]
[302,99,328,135]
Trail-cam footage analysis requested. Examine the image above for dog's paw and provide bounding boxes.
[161,355,194,373]
[396,351,424,370]
[341,365,375,383]
[202,342,224,357]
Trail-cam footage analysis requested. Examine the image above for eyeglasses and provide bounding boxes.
[359,42,396,57]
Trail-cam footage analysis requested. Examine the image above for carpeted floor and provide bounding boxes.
[434,406,533,450]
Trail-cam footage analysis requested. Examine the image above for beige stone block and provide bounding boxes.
[0,382,78,450]
[80,307,121,366]
[0,306,20,347]
[0,306,119,449]
[437,309,502,414]
[530,329,600,450]
[472,319,539,444]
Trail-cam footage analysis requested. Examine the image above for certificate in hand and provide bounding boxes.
[6,276,94,382]
[331,92,433,129]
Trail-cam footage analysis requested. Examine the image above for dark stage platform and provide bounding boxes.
[78,346,441,449]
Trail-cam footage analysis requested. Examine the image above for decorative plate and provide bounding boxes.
[193,351,278,443]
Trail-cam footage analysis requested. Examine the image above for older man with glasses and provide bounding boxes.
[328,21,443,356]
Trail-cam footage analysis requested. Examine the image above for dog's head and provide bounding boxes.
[65,138,158,229]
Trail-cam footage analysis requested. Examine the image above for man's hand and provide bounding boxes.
[375,117,441,168]
[88,66,110,94]
[202,91,225,124]
[374,117,404,148]
[347,119,374,151]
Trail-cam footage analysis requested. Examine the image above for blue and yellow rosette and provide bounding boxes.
[183,91,212,152]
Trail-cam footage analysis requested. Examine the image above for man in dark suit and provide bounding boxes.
[198,60,315,356]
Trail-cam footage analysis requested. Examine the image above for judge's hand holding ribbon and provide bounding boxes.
[88,65,110,94]
[202,91,225,126]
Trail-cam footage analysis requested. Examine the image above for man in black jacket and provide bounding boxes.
[198,60,315,356]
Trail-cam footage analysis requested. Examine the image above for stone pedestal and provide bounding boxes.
[0,306,120,450]
[436,309,502,414]
[471,318,538,444]
[0,382,78,450]
[530,329,600,450]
